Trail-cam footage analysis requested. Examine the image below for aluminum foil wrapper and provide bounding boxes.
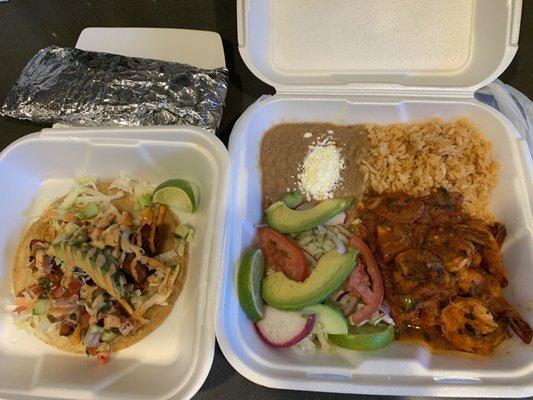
[1,46,228,133]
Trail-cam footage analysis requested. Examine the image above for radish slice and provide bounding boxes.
[255,305,316,347]
[323,211,346,226]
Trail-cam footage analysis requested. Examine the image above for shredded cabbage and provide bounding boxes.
[133,182,154,199]
[109,172,135,193]
[75,191,124,204]
[291,333,331,353]
[74,175,97,188]
[353,303,395,327]
[323,225,350,245]
[175,238,186,257]
[109,173,154,202]
[316,333,330,350]
[291,334,317,353]
[57,186,84,213]
[54,175,128,228]
[155,250,178,263]
[290,228,335,259]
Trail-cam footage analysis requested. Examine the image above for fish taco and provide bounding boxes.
[12,176,192,364]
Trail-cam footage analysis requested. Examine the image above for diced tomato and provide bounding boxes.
[67,277,83,294]
[258,227,308,282]
[347,236,384,324]
[79,311,91,329]
[27,284,44,298]
[97,350,110,365]
[50,286,67,299]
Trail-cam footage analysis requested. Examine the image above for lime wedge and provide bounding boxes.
[152,179,196,213]
[330,323,395,351]
[238,248,265,322]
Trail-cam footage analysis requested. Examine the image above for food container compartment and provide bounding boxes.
[0,126,230,400]
[218,96,533,396]
[217,0,532,397]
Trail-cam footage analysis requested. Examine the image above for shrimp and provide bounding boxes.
[455,268,502,298]
[439,297,507,355]
[423,226,481,273]
[489,297,532,344]
[456,224,508,287]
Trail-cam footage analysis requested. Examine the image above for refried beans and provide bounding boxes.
[260,123,369,207]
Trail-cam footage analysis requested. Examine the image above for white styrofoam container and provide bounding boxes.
[216,0,533,397]
[0,127,230,399]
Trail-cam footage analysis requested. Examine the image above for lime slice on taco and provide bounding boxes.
[153,179,196,213]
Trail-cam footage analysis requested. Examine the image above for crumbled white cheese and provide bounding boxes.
[303,131,313,138]
[297,135,345,201]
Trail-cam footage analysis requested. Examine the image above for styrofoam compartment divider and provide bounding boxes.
[0,126,230,400]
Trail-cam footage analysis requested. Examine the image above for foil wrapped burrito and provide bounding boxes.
[1,46,228,133]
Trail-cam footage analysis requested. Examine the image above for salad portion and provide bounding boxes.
[238,193,394,352]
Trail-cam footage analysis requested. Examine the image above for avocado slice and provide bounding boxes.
[302,303,348,334]
[265,197,353,233]
[282,192,304,209]
[262,249,357,311]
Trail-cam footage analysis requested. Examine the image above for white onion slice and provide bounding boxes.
[323,212,346,226]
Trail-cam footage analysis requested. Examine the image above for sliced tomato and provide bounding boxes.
[347,236,384,324]
[258,227,308,282]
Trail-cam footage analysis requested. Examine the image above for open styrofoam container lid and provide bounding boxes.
[237,0,522,95]
[76,27,226,69]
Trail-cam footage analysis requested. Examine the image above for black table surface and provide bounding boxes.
[0,1,531,400]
